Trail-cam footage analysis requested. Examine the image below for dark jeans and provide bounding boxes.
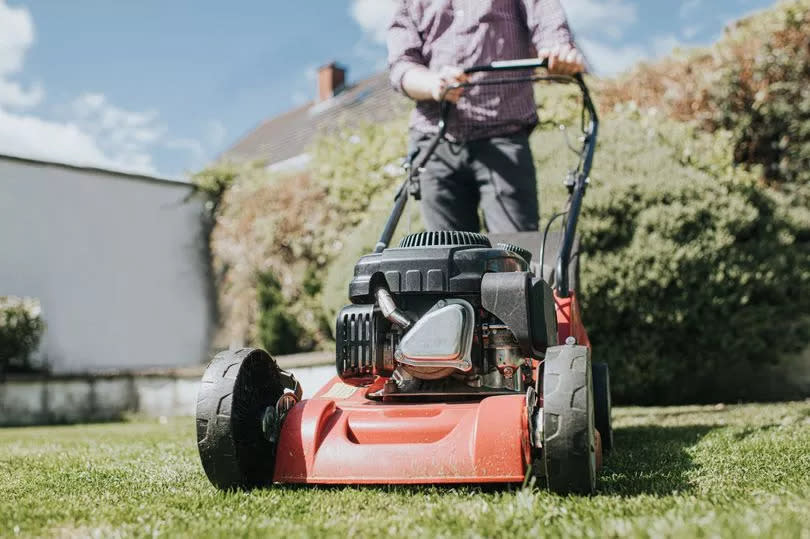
[410,130,539,233]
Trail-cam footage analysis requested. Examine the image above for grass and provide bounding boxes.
[1,402,809,538]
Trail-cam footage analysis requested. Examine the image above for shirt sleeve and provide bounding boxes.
[519,0,576,52]
[387,1,426,94]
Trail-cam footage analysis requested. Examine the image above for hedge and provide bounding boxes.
[197,1,810,403]
[576,111,810,403]
[0,296,45,375]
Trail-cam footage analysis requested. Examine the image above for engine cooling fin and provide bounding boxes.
[399,231,492,248]
[496,242,533,264]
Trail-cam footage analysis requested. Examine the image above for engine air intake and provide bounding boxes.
[399,231,491,248]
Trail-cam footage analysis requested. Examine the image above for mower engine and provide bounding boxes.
[336,231,558,397]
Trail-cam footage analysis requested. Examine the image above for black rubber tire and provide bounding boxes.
[592,361,614,454]
[542,344,596,495]
[196,348,284,490]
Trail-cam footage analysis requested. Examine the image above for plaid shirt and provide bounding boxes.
[387,0,575,141]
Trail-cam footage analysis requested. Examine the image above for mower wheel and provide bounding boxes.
[592,361,614,453]
[196,348,284,490]
[542,344,596,495]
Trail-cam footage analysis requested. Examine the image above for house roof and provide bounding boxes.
[224,71,410,165]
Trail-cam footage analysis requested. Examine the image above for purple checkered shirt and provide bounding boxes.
[388,0,575,141]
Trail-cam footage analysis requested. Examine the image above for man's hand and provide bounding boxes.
[538,44,585,75]
[431,66,469,103]
[401,65,468,103]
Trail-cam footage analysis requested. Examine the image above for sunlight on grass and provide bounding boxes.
[1,402,808,538]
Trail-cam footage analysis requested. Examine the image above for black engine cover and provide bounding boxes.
[348,239,527,302]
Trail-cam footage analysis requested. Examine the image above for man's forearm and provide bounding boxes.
[400,65,467,103]
[400,66,439,101]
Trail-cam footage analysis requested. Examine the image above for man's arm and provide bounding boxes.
[386,2,466,102]
[519,0,585,75]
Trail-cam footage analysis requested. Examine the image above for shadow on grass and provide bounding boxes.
[248,424,718,498]
[598,424,717,496]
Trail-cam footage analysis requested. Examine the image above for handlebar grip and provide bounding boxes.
[464,58,549,74]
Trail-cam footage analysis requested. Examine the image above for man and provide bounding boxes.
[387,0,585,233]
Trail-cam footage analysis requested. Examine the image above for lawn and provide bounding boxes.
[1,401,809,538]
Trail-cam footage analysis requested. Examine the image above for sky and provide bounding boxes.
[0,0,778,179]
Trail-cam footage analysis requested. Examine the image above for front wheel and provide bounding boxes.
[196,348,289,490]
[541,344,596,495]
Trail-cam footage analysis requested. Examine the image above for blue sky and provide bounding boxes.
[0,0,777,178]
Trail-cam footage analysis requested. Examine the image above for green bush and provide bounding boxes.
[202,3,810,402]
[581,141,809,403]
[256,272,305,355]
[0,296,45,374]
[599,0,810,201]
[204,164,336,351]
[710,1,810,197]
[569,108,809,403]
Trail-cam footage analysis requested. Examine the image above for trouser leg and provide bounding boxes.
[470,134,539,233]
[410,131,480,232]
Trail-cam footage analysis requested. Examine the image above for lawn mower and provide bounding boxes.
[196,59,612,494]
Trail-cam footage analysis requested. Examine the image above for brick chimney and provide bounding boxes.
[317,62,346,102]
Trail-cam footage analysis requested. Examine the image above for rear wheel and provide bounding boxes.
[542,344,596,495]
[196,348,285,490]
[592,361,614,453]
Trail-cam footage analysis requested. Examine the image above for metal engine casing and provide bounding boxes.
[335,231,557,389]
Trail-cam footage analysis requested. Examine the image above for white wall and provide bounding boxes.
[0,157,213,373]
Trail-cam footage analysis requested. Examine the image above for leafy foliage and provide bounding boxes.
[0,296,45,374]
[576,110,810,403]
[190,163,240,218]
[204,164,335,350]
[256,272,304,355]
[599,0,810,199]
[200,1,810,403]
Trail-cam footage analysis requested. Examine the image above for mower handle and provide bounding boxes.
[464,58,548,73]
[374,59,597,298]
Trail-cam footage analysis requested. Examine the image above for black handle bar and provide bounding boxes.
[374,59,598,298]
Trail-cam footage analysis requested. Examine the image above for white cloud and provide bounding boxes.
[577,37,647,76]
[0,0,42,108]
[564,0,638,40]
[0,79,43,108]
[0,108,120,170]
[652,35,684,58]
[579,32,690,76]
[0,97,165,175]
[350,0,397,44]
[0,0,209,177]
[72,93,164,143]
[0,0,33,74]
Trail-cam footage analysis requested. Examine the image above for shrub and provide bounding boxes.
[599,0,810,198]
[0,296,45,374]
[191,163,240,218]
[580,136,810,403]
[208,164,336,351]
[207,124,408,353]
[256,272,305,355]
[203,3,810,402]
